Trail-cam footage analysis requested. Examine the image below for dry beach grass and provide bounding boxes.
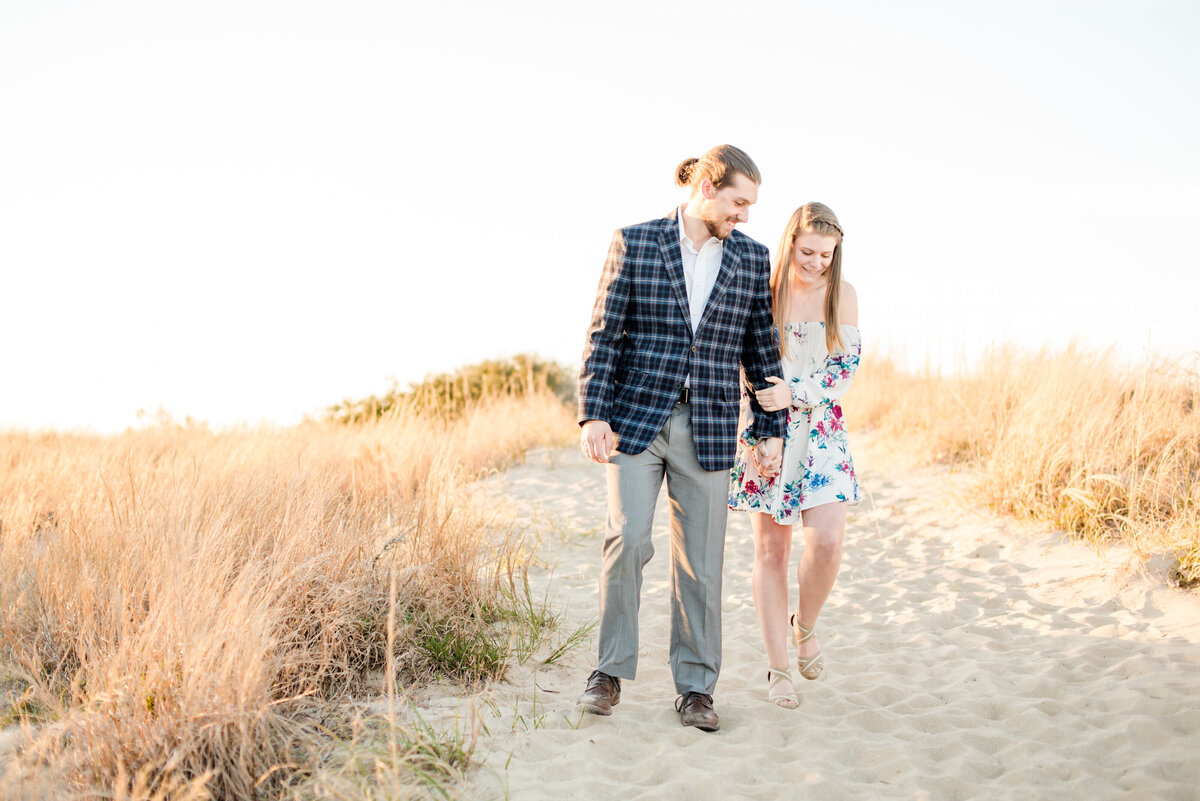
[0,392,577,799]
[846,343,1200,585]
[1,342,1197,798]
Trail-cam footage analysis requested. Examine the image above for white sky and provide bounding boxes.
[2,0,1198,432]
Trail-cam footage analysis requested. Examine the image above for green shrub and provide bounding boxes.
[329,354,576,423]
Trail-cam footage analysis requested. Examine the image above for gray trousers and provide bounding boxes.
[597,402,730,695]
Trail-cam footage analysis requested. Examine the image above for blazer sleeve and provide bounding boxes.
[740,246,787,439]
[577,230,630,425]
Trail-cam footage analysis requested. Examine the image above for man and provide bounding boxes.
[576,144,786,732]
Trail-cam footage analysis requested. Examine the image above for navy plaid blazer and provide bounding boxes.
[578,209,787,471]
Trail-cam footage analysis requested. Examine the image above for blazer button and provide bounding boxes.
[691,345,698,352]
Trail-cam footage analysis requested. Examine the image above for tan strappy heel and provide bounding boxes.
[766,665,799,709]
[791,613,825,681]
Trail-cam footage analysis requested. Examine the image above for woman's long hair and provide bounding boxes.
[770,202,846,356]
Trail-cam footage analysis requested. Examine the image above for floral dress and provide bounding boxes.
[728,322,862,524]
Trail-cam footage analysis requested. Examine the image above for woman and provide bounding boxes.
[728,202,861,709]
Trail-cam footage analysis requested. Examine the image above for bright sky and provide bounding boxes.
[3,0,1198,432]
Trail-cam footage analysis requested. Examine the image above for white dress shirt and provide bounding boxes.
[678,203,724,388]
[678,203,723,332]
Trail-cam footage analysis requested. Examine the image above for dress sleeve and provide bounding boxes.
[789,327,862,408]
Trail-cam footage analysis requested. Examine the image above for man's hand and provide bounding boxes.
[581,420,615,464]
[754,376,792,414]
[754,437,784,478]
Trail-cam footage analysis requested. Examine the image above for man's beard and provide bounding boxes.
[704,216,733,241]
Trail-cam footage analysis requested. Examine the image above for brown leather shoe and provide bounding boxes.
[676,691,719,732]
[577,670,621,716]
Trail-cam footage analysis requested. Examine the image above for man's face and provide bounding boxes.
[698,173,758,240]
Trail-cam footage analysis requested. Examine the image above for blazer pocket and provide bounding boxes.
[612,370,650,411]
[614,369,650,389]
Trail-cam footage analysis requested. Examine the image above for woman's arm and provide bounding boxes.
[788,282,861,407]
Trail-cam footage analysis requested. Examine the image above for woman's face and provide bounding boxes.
[790,232,838,285]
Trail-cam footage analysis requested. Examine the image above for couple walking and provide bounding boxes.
[576,144,861,731]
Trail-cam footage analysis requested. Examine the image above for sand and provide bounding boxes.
[442,440,1200,801]
[3,441,1196,799]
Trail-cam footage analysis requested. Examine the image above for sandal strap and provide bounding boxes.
[767,665,794,685]
[792,615,816,644]
[766,666,799,707]
[797,652,823,669]
[797,651,824,679]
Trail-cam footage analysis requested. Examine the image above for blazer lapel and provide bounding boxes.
[658,210,693,335]
[695,234,742,337]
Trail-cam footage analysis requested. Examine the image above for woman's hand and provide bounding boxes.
[754,437,783,478]
[754,376,791,414]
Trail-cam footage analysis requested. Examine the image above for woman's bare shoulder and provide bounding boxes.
[839,281,859,326]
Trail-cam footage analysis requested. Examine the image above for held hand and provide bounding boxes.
[754,376,792,414]
[581,420,615,464]
[754,437,784,478]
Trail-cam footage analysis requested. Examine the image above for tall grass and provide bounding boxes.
[0,391,577,799]
[845,343,1200,585]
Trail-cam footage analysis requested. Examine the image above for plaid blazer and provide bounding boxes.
[578,209,786,471]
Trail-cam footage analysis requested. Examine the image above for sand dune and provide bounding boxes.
[448,441,1200,801]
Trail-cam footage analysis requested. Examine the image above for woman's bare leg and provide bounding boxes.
[794,502,846,660]
[751,512,793,669]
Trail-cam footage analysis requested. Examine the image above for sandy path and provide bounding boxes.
[446,442,1200,801]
